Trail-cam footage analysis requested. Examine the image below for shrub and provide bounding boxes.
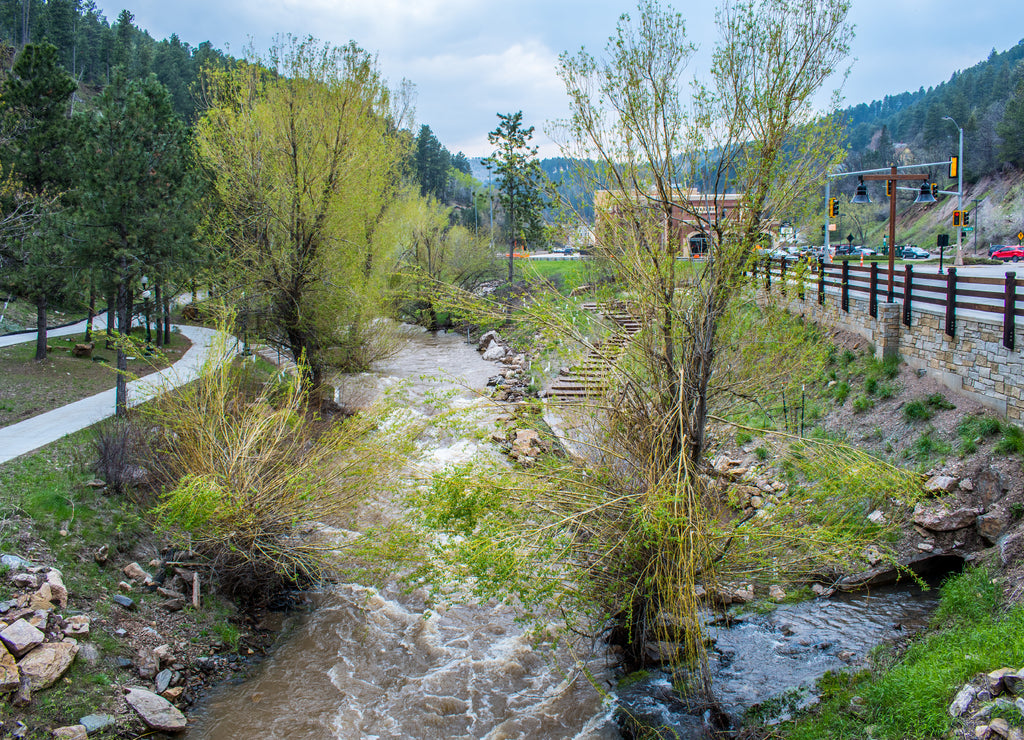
[146,334,408,605]
[832,381,850,405]
[903,399,933,422]
[754,445,770,461]
[864,377,878,395]
[995,424,1024,455]
[957,415,1004,454]
[852,395,873,414]
[92,418,153,495]
[925,393,956,410]
[735,431,753,446]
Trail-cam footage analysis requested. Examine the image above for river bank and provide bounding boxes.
[3,322,1024,738]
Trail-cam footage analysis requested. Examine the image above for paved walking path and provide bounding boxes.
[0,324,223,465]
[0,312,111,349]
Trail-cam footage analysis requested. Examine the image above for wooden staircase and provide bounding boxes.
[548,302,641,401]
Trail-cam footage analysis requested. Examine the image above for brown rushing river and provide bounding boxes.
[186,326,618,740]
[185,325,941,739]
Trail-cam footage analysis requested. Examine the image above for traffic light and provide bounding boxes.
[930,182,938,198]
[952,210,962,226]
[828,198,839,218]
[963,211,970,226]
[885,180,893,197]
[949,156,958,179]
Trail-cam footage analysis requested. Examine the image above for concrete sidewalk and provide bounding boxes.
[0,324,223,465]
[0,312,111,349]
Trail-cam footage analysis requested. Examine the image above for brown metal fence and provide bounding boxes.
[752,257,1020,350]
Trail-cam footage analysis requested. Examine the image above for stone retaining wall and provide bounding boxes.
[773,286,1024,421]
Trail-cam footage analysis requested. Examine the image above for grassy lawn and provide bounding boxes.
[0,328,191,427]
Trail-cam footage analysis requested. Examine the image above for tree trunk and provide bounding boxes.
[84,283,96,343]
[106,289,115,349]
[154,283,163,348]
[115,257,129,417]
[163,294,170,344]
[34,295,47,361]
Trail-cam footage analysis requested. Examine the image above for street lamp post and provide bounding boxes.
[942,116,964,266]
[141,275,152,356]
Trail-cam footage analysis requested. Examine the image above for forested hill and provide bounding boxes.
[840,38,1024,183]
[0,1,231,120]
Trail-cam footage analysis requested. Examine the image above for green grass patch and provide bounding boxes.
[995,424,1024,455]
[783,567,1024,740]
[957,414,1005,454]
[902,393,953,422]
[906,428,952,462]
[851,395,873,414]
[832,381,850,405]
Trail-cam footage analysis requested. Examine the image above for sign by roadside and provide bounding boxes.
[1017,230,1024,243]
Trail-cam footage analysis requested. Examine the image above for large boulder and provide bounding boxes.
[978,508,1012,544]
[477,330,501,352]
[511,429,544,460]
[913,503,982,532]
[46,568,68,609]
[17,638,79,690]
[482,343,508,361]
[1,619,45,658]
[125,687,187,733]
[0,644,19,692]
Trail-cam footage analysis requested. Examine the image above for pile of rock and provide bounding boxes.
[1,555,81,709]
[948,667,1024,739]
[1,551,201,736]
[477,330,532,402]
[496,427,549,464]
[117,560,201,613]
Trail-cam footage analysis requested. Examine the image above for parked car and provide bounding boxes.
[992,246,1024,262]
[850,246,876,257]
[989,244,1008,257]
[833,244,855,256]
[765,248,798,262]
[902,246,931,259]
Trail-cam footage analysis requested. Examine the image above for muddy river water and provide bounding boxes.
[186,327,939,739]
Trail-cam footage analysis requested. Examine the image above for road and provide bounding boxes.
[0,324,223,465]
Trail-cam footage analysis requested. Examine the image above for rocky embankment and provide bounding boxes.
[1,545,277,737]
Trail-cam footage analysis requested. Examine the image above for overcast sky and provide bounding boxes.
[92,0,1024,158]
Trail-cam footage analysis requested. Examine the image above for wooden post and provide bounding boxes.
[869,261,878,318]
[780,259,787,296]
[1004,271,1017,350]
[944,267,957,337]
[841,259,849,313]
[903,264,913,327]
[765,257,771,291]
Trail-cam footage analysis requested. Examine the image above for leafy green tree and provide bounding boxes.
[77,69,192,415]
[483,111,545,283]
[0,42,77,360]
[196,37,407,390]
[383,190,499,328]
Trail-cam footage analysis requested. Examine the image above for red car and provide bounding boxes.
[992,247,1024,262]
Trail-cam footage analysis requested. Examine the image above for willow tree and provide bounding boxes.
[417,0,927,697]
[196,37,406,389]
[381,190,500,329]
